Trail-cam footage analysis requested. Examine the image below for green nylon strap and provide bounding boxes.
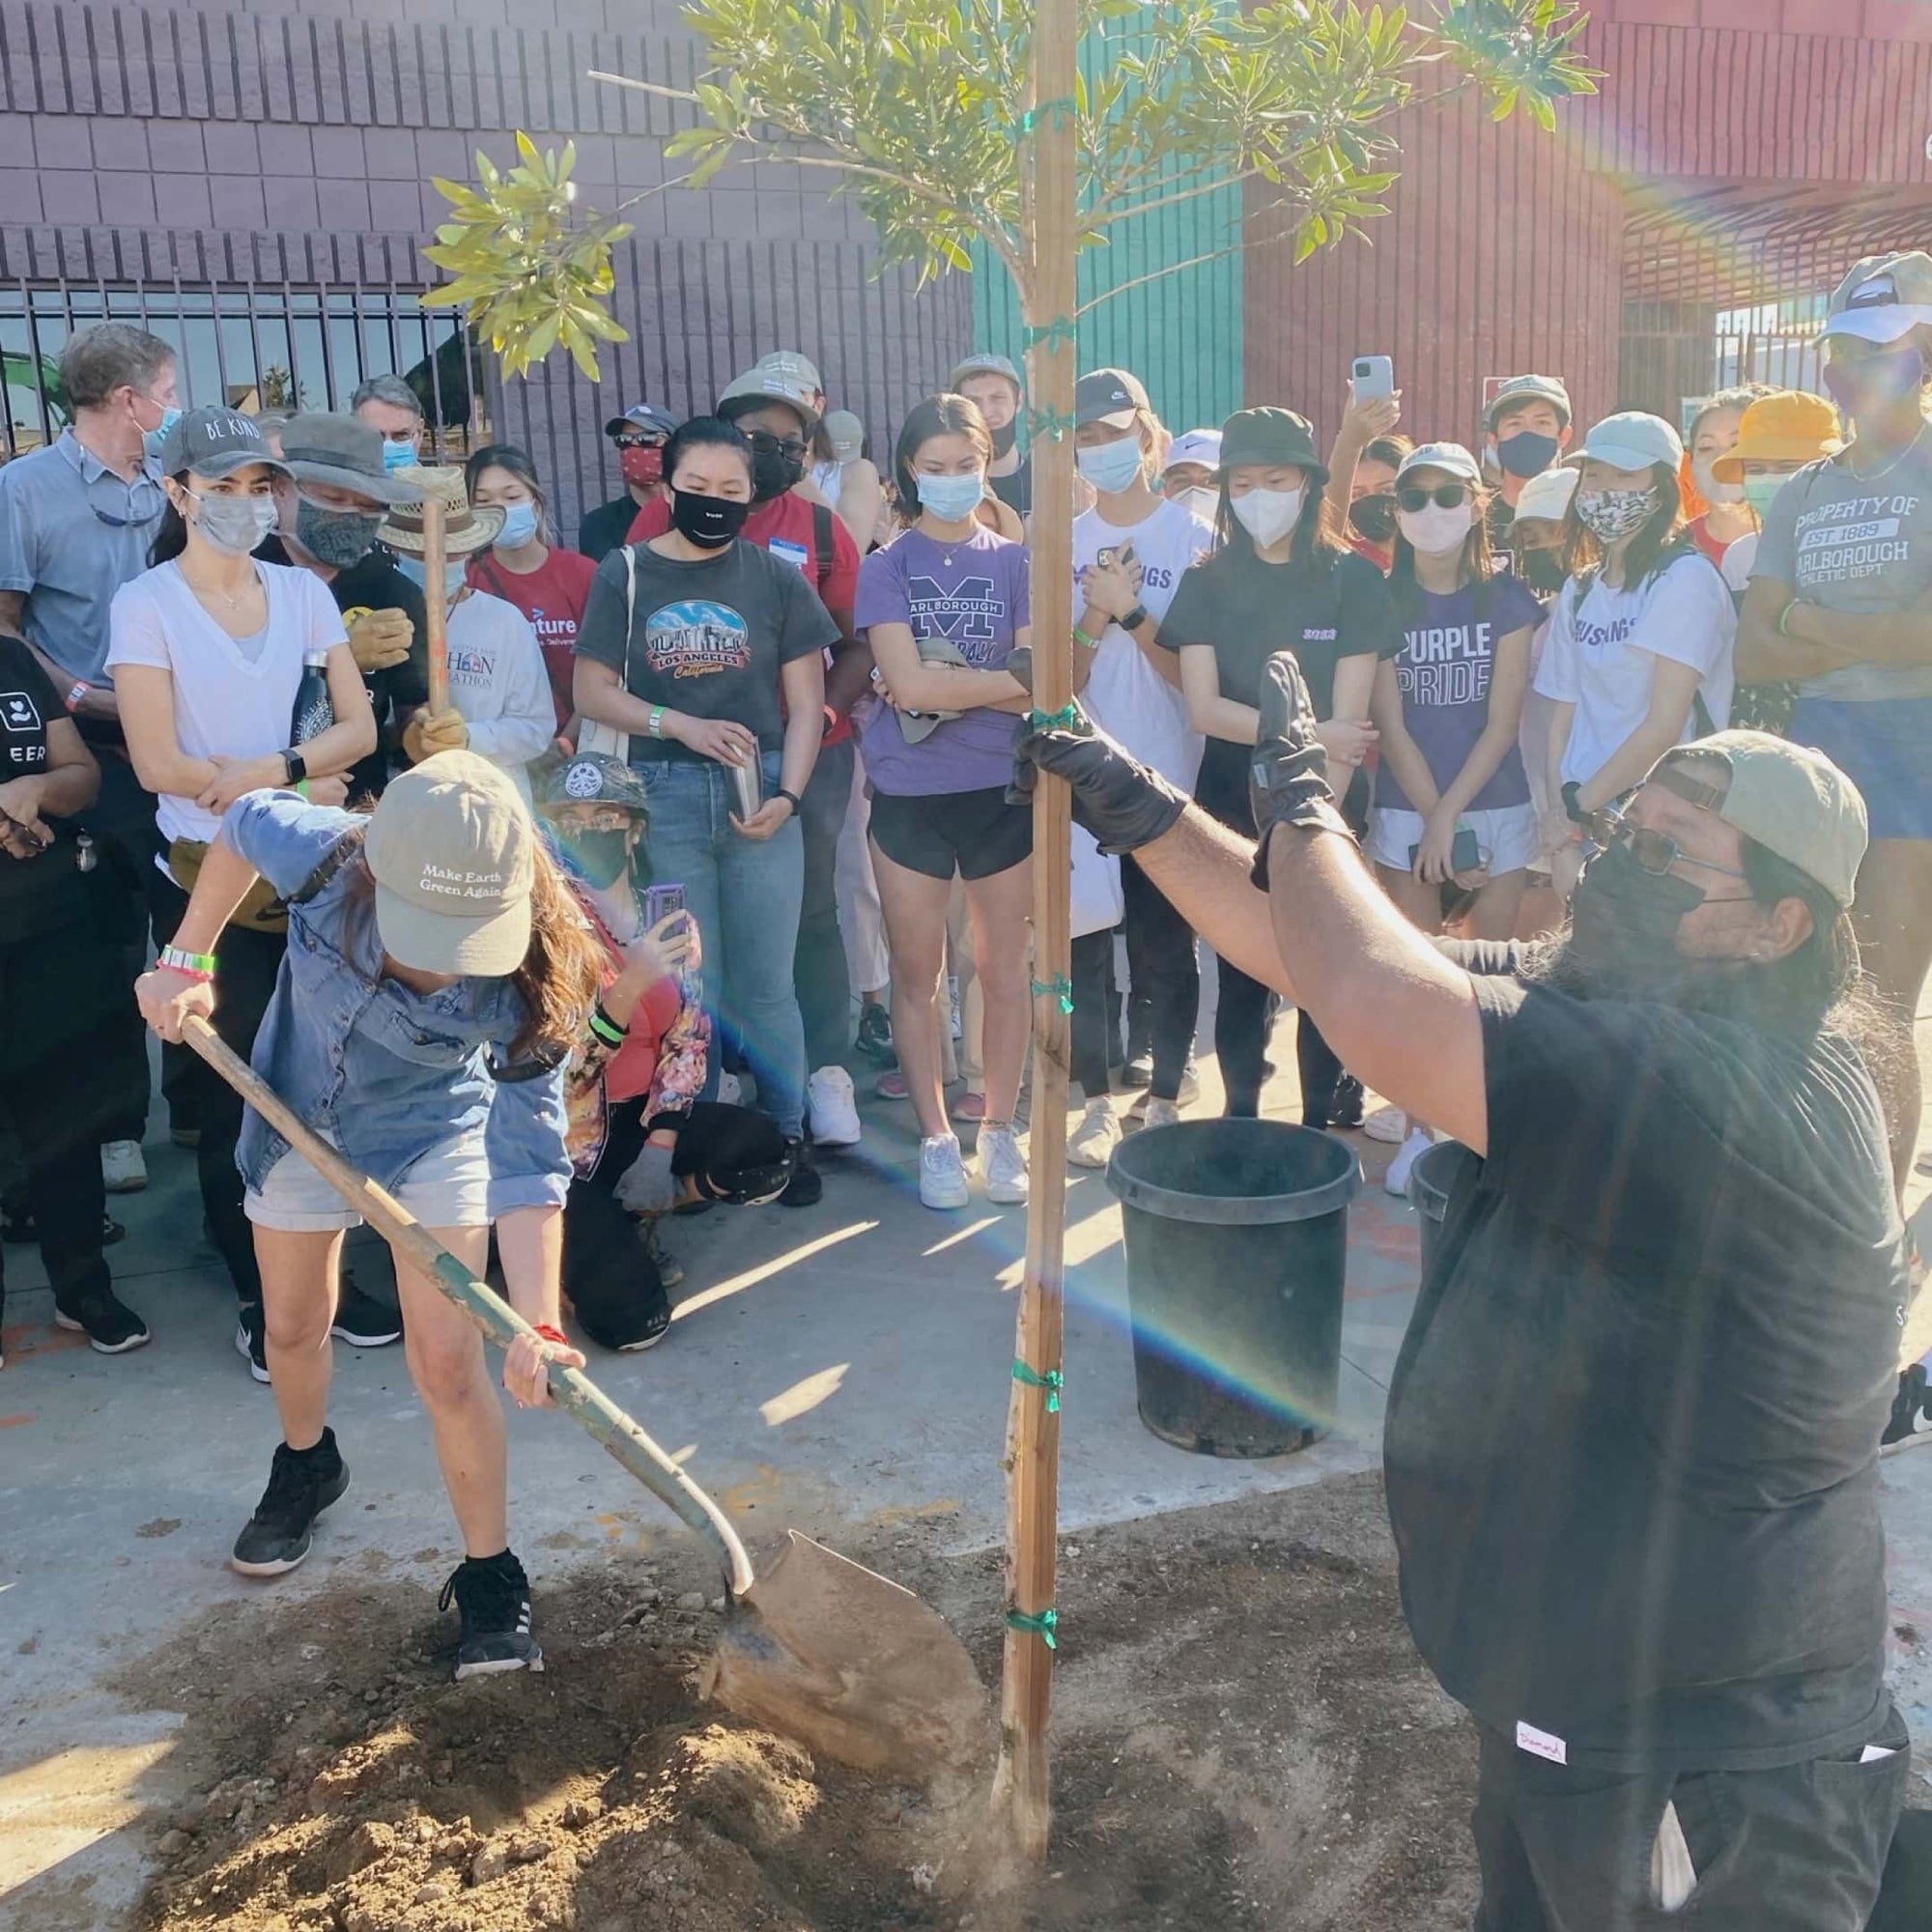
[1029,976,1073,1016]
[1025,405,1078,443]
[1018,96,1075,136]
[1006,1606,1059,1649]
[1011,1358,1064,1410]
[1027,703,1080,732]
[1022,316,1077,354]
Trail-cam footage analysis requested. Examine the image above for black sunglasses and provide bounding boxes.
[613,432,665,450]
[1585,809,1749,884]
[1396,482,1470,513]
[745,428,809,461]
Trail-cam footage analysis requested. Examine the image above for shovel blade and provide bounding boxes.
[702,1531,990,1780]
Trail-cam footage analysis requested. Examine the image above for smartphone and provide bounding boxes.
[644,882,686,926]
[1409,828,1483,873]
[1095,546,1119,570]
[1352,355,1396,402]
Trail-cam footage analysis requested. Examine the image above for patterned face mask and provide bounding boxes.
[1575,485,1660,544]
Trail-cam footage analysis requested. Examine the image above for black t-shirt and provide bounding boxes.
[579,496,641,565]
[256,537,429,799]
[0,637,92,936]
[1385,939,1903,1771]
[573,538,839,761]
[989,456,1033,519]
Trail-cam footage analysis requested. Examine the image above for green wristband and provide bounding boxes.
[1071,623,1100,651]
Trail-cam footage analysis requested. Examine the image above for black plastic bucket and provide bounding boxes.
[1410,1140,1476,1282]
[1105,1120,1357,1457]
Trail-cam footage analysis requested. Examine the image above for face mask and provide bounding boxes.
[1397,500,1475,555]
[989,419,1019,460]
[1494,430,1560,480]
[1575,485,1660,545]
[397,554,469,598]
[560,827,632,889]
[1742,475,1787,520]
[1176,486,1219,525]
[1075,437,1147,497]
[187,489,278,557]
[619,444,665,489]
[496,500,540,550]
[1691,457,1746,507]
[1349,493,1398,544]
[750,439,807,503]
[1230,486,1303,549]
[670,489,750,550]
[142,405,184,463]
[1823,345,1923,420]
[1514,545,1568,595]
[381,439,417,474]
[295,499,382,570]
[916,470,986,524]
[1568,838,1711,983]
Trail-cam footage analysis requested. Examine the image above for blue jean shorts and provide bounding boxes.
[1788,694,1932,841]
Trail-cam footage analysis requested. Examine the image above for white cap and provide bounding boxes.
[1396,440,1484,491]
[1582,411,1683,474]
[1164,428,1222,473]
[1513,463,1580,524]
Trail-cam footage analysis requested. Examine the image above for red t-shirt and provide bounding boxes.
[1687,515,1731,570]
[627,492,862,746]
[466,547,600,728]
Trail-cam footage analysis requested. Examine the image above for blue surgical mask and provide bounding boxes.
[142,406,183,463]
[916,470,986,524]
[398,554,469,598]
[1076,437,1147,497]
[382,439,417,474]
[496,500,540,549]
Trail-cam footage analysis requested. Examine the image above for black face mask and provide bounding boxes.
[1348,493,1398,544]
[670,489,751,550]
[296,499,382,570]
[560,828,633,889]
[750,440,807,503]
[1494,430,1561,480]
[989,419,1018,460]
[1514,544,1568,596]
[1567,839,1710,985]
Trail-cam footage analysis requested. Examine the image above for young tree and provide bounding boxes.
[422,0,1598,1859]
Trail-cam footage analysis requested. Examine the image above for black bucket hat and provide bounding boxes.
[1218,407,1328,482]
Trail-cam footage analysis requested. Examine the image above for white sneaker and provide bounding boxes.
[1386,1125,1434,1197]
[919,1132,970,1210]
[1141,1096,1181,1131]
[100,1139,147,1193]
[979,1122,1029,1205]
[1066,1097,1122,1170]
[716,1072,744,1107]
[808,1065,862,1148]
[1362,1104,1406,1145]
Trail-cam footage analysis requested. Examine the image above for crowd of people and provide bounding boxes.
[3,247,1932,1681]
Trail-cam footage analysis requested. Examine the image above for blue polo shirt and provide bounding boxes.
[0,428,167,684]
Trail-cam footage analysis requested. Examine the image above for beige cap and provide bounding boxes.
[1512,462,1580,525]
[364,752,535,975]
[1657,731,1868,909]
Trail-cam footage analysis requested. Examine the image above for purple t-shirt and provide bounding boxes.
[1376,575,1542,813]
[854,525,1031,796]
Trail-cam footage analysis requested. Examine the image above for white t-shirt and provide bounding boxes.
[1719,530,1757,596]
[1533,551,1736,787]
[443,588,556,803]
[106,559,346,845]
[1071,497,1213,790]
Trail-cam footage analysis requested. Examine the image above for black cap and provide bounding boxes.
[156,406,290,481]
[1218,407,1327,480]
[604,402,681,440]
[1073,367,1151,428]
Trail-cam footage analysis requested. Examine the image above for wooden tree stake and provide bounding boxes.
[422,491,449,715]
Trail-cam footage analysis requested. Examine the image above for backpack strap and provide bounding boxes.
[811,500,837,588]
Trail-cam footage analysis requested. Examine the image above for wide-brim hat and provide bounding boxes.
[279,412,424,506]
[377,466,504,555]
[1710,391,1844,483]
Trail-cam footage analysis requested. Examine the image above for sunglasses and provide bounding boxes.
[1396,483,1470,513]
[745,428,809,462]
[1586,809,1749,884]
[613,433,665,450]
[92,477,167,529]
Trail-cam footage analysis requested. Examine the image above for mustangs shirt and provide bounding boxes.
[853,525,1031,795]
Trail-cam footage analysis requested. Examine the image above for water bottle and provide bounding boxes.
[290,648,333,745]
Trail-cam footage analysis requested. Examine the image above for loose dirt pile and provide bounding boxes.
[127,1472,1479,1932]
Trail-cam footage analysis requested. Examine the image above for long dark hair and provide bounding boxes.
[893,392,993,517]
[149,473,191,567]
[1558,460,1690,597]
[464,441,552,547]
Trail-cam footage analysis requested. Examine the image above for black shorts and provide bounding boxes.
[868,784,1032,882]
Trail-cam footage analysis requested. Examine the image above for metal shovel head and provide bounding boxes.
[700,1530,991,1780]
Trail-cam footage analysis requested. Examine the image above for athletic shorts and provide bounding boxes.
[245,1133,491,1233]
[1366,802,1541,876]
[867,783,1032,882]
[1788,694,1932,842]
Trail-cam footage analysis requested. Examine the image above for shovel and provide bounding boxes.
[183,1015,990,1779]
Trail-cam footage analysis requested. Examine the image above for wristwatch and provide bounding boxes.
[283,748,308,786]
[775,786,803,815]
[1121,603,1151,633]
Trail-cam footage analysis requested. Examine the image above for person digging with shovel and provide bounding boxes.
[1013,665,1913,1927]
[135,750,604,1678]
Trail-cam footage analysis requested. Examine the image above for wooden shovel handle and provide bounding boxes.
[180,1014,755,1597]
[421,492,449,715]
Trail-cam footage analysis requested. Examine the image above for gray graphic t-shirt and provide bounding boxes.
[1751,438,1932,701]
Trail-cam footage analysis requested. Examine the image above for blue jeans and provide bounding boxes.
[639,753,807,1138]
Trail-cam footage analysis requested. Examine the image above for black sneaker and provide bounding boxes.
[778,1139,822,1208]
[853,1001,897,1068]
[231,1432,350,1576]
[330,1276,403,1348]
[235,1302,270,1383]
[440,1550,542,1679]
[1122,1052,1154,1090]
[2,1205,124,1246]
[53,1288,151,1354]
[614,1305,672,1352]
[1329,1074,1366,1131]
[1883,1364,1930,1446]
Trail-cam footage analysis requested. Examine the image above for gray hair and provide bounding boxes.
[61,323,177,412]
[350,373,423,421]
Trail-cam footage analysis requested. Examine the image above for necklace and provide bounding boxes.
[1847,420,1927,486]
[181,565,258,610]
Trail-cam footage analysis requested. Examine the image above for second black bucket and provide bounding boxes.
[1105,1120,1357,1457]
[1410,1139,1477,1282]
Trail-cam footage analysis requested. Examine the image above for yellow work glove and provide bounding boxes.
[344,605,413,675]
[404,706,469,765]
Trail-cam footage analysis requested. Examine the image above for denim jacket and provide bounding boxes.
[226,794,570,1216]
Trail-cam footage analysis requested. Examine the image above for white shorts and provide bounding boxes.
[245,1134,491,1233]
[1366,802,1542,878]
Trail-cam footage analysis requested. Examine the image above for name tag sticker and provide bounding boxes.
[769,538,810,572]
[1516,1721,1567,1766]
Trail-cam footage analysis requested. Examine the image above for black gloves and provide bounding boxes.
[1010,703,1189,856]
[1248,651,1355,886]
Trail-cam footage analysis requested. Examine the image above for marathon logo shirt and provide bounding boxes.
[643,600,753,680]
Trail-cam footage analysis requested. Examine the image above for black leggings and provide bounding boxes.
[1120,854,1197,1101]
[793,737,854,1076]
[1069,929,1120,1102]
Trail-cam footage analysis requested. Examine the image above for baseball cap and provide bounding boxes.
[279,412,424,505]
[363,752,536,975]
[717,360,820,433]
[1218,406,1327,480]
[950,352,1024,394]
[158,406,290,483]
[604,402,680,440]
[1397,440,1484,491]
[1822,251,1932,345]
[533,753,652,819]
[1654,732,1868,910]
[1710,391,1843,483]
[822,409,865,464]
[1164,428,1223,472]
[1485,375,1574,432]
[1512,462,1580,525]
[1581,411,1683,474]
[753,349,823,394]
[1074,368,1151,429]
